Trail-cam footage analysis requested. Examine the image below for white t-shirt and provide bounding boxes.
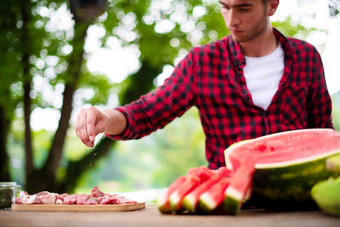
[243,44,284,110]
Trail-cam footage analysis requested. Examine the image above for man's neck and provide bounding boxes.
[239,26,278,57]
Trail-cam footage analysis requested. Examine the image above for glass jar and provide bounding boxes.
[0,182,21,210]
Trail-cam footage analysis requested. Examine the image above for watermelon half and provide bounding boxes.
[224,128,340,213]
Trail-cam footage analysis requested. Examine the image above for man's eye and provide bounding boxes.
[239,7,250,12]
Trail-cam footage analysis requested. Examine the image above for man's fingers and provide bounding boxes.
[86,107,99,144]
[75,107,92,147]
[75,106,108,147]
[79,108,91,146]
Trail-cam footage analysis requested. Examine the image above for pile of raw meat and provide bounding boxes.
[14,186,138,205]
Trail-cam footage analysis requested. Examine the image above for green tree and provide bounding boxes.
[0,1,21,181]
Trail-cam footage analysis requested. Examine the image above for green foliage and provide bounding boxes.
[331,93,340,131]
[0,1,23,117]
[272,16,317,38]
[77,72,113,105]
[7,127,25,186]
[32,130,52,168]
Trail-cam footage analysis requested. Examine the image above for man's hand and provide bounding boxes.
[75,106,126,147]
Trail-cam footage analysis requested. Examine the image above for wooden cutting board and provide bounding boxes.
[11,202,146,212]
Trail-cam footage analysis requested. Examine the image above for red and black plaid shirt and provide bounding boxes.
[108,28,333,169]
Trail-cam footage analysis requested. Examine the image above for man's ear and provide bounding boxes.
[267,0,279,16]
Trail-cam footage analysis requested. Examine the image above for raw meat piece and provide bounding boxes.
[101,194,119,204]
[39,192,57,204]
[63,194,77,204]
[85,197,100,205]
[35,191,49,197]
[56,193,69,204]
[14,191,28,204]
[91,186,106,197]
[115,195,137,204]
[76,194,90,205]
[22,195,38,205]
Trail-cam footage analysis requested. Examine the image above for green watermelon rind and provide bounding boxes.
[157,190,172,213]
[223,187,243,215]
[182,194,196,213]
[252,152,340,201]
[198,192,218,213]
[326,153,340,173]
[169,191,181,211]
[223,197,240,215]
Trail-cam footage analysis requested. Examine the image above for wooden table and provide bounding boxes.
[0,203,339,227]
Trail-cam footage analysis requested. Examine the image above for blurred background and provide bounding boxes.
[1,0,340,202]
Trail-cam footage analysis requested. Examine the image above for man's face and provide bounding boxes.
[219,0,269,43]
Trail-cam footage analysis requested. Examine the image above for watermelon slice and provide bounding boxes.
[164,166,214,212]
[169,175,200,212]
[182,167,231,213]
[198,177,231,213]
[223,162,255,214]
[187,166,215,182]
[157,176,186,213]
[224,128,340,214]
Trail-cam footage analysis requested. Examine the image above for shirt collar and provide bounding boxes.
[227,27,295,68]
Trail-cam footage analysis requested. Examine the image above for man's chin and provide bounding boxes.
[231,34,249,43]
[231,35,243,43]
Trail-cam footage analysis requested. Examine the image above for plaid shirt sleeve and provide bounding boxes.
[107,51,197,140]
[305,47,333,128]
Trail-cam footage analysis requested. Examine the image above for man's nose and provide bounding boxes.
[227,10,240,28]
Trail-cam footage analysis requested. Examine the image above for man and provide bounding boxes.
[75,0,333,169]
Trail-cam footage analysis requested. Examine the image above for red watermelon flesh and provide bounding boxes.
[182,167,232,213]
[255,133,340,166]
[187,166,215,182]
[225,128,340,170]
[157,175,186,213]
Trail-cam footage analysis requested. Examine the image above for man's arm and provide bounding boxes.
[307,49,333,128]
